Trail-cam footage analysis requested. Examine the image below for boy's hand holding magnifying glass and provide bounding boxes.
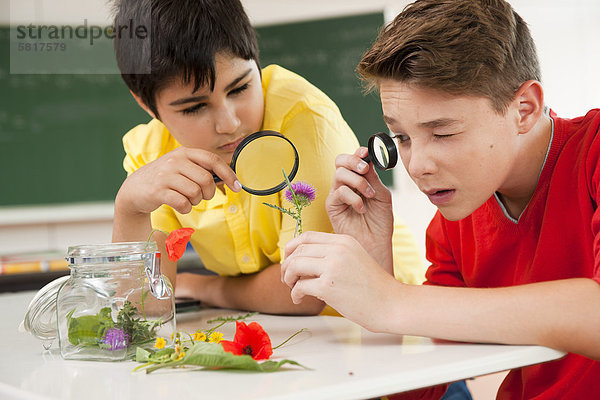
[116,146,241,217]
[325,133,398,272]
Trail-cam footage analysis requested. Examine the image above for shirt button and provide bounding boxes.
[228,204,238,213]
[241,254,250,263]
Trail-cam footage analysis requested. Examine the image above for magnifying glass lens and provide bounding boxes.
[366,132,398,171]
[372,136,390,169]
[235,135,297,191]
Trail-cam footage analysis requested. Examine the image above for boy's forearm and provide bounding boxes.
[182,264,325,315]
[112,203,152,242]
[368,242,394,275]
[381,278,600,360]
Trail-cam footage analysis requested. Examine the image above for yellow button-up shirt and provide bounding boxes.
[122,65,424,283]
[123,65,358,275]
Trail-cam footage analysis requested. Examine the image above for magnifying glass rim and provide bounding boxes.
[368,132,398,170]
[230,130,300,196]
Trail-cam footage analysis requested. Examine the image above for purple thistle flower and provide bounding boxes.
[285,181,316,206]
[102,328,129,351]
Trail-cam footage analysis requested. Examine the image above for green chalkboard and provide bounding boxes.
[0,13,388,207]
[0,27,148,206]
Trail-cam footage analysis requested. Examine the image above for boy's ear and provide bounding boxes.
[514,80,544,134]
[130,90,158,119]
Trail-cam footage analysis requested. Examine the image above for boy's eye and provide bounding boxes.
[433,133,456,140]
[182,103,206,115]
[229,83,249,95]
[394,134,410,143]
[180,83,249,115]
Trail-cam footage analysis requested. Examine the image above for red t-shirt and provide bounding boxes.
[425,109,600,399]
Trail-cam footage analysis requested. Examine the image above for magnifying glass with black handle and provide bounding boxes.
[213,130,299,196]
[363,132,398,170]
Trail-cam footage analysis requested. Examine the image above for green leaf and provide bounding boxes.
[134,347,178,367]
[255,359,311,372]
[135,342,310,373]
[148,348,177,363]
[262,202,297,219]
[135,347,151,363]
[115,301,160,346]
[67,307,114,346]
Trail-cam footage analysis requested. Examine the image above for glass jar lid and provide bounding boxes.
[19,275,69,342]
[66,241,157,266]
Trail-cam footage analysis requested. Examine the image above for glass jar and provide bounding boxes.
[22,241,175,361]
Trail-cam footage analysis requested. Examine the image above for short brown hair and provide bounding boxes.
[357,0,540,113]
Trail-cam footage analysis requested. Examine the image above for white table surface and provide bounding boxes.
[1,291,565,400]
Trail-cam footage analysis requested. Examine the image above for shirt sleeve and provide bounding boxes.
[150,204,183,233]
[586,118,600,286]
[424,212,467,287]
[122,120,177,175]
[122,129,145,176]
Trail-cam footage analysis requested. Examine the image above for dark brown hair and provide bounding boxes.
[113,0,260,118]
[357,0,540,113]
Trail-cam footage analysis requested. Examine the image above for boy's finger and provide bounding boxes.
[331,166,375,198]
[290,277,326,304]
[174,167,216,200]
[163,189,194,215]
[281,254,324,288]
[335,149,370,175]
[186,148,242,192]
[283,231,336,259]
[327,185,367,214]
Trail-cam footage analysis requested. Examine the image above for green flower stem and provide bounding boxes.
[204,321,226,337]
[145,229,159,246]
[139,267,147,320]
[202,311,258,337]
[272,328,307,350]
[263,169,313,237]
[132,361,154,372]
[282,170,305,237]
[295,204,305,236]
[141,228,166,320]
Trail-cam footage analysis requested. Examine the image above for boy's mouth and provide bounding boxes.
[219,136,246,152]
[424,189,456,206]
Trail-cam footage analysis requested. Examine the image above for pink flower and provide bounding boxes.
[285,181,316,206]
[102,328,129,350]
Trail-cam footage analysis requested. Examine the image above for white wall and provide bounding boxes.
[2,0,600,257]
[4,0,395,26]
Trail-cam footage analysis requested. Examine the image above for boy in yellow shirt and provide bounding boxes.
[111,0,422,314]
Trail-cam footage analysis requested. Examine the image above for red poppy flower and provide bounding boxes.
[221,321,273,360]
[165,228,195,262]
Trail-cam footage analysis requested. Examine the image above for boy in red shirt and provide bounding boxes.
[280,0,600,398]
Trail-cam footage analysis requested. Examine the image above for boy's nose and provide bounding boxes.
[407,146,437,178]
[214,103,241,134]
